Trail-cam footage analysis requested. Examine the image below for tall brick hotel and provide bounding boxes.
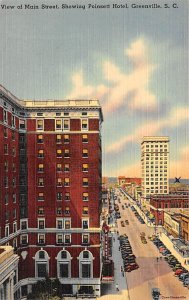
[0,85,103,298]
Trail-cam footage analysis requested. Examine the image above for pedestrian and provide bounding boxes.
[116,283,119,291]
[156,257,159,262]
[119,246,120,251]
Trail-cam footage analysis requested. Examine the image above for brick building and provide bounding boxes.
[150,194,189,225]
[0,85,103,298]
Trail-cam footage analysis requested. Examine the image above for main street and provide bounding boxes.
[115,188,189,300]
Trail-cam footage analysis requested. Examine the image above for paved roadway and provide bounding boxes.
[115,188,189,300]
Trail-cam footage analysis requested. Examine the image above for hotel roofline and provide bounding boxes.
[0,84,103,120]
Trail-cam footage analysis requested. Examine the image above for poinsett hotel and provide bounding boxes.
[0,85,103,298]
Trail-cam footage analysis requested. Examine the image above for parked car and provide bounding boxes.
[125,220,129,225]
[125,263,139,272]
[179,272,189,281]
[174,269,185,276]
[151,288,160,300]
[183,277,189,287]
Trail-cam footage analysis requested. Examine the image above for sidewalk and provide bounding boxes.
[100,231,129,300]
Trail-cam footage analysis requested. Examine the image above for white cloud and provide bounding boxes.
[67,70,108,99]
[67,38,157,113]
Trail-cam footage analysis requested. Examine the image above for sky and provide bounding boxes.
[0,0,188,178]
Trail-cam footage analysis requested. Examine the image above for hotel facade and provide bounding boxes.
[0,85,103,298]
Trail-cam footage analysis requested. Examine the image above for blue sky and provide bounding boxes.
[0,0,188,177]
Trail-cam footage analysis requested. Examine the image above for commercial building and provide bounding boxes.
[0,85,103,298]
[141,136,169,200]
[150,194,189,225]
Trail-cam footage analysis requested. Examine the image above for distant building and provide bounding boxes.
[0,246,19,300]
[118,176,141,186]
[141,136,169,200]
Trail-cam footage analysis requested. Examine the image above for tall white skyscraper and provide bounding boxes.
[141,136,169,199]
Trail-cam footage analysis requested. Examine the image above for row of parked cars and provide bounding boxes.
[119,234,139,272]
[152,237,189,287]
[131,206,145,224]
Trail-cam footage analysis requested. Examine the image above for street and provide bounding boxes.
[116,188,189,299]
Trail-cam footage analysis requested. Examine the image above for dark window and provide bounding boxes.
[60,264,69,278]
[37,264,47,277]
[82,264,91,278]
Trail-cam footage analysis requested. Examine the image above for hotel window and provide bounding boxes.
[11,115,15,127]
[82,134,88,143]
[56,234,63,244]
[4,161,8,172]
[4,194,8,205]
[38,234,45,245]
[82,234,89,244]
[13,208,17,219]
[4,144,8,154]
[3,110,7,122]
[82,163,88,172]
[21,234,28,245]
[13,193,16,203]
[64,149,70,158]
[38,207,44,215]
[64,234,71,244]
[37,135,43,143]
[64,178,70,187]
[64,164,70,172]
[82,219,89,229]
[64,134,70,143]
[19,119,26,129]
[81,119,88,130]
[56,207,62,215]
[56,134,62,144]
[56,119,62,130]
[38,178,44,187]
[83,178,88,187]
[64,112,69,116]
[12,177,16,187]
[5,211,9,221]
[83,192,89,201]
[57,192,62,201]
[38,219,45,229]
[82,206,89,215]
[82,149,88,158]
[38,164,44,172]
[57,178,62,187]
[36,119,44,131]
[65,192,70,201]
[13,222,17,233]
[4,127,8,138]
[57,163,62,172]
[57,219,63,229]
[57,149,62,158]
[12,131,15,140]
[38,149,44,158]
[63,119,70,131]
[20,220,28,230]
[64,206,70,215]
[65,219,71,229]
[81,264,91,278]
[38,192,44,201]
